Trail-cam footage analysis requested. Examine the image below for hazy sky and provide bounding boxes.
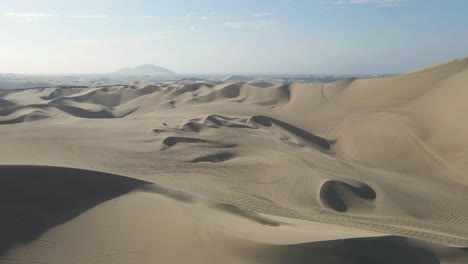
[0,0,467,74]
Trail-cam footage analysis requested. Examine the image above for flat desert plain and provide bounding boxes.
[1,58,468,263]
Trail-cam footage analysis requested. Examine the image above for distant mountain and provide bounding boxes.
[222,75,253,82]
[111,64,176,76]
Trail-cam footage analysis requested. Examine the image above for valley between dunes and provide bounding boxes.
[1,58,468,263]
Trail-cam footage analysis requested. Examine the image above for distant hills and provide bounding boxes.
[110,64,176,76]
[220,73,397,84]
[222,75,253,82]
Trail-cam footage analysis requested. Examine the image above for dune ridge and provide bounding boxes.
[0,165,149,255]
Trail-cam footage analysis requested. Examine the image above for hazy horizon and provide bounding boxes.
[0,64,403,76]
[1,0,467,75]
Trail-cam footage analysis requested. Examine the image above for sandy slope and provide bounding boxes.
[1,58,468,263]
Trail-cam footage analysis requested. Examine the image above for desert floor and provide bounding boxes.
[1,59,468,263]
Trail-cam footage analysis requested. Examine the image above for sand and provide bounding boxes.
[1,58,468,263]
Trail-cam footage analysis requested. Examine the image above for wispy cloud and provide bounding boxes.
[252,12,275,17]
[2,12,161,22]
[70,14,109,19]
[219,21,245,28]
[63,32,173,46]
[2,12,57,21]
[349,0,407,6]
[317,0,408,7]
[213,20,277,30]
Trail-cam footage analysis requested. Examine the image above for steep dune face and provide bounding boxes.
[1,58,468,263]
[278,59,468,185]
[0,98,15,107]
[0,166,149,254]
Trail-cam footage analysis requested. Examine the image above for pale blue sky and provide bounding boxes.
[0,0,467,74]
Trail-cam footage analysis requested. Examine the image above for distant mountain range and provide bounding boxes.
[110,64,176,76]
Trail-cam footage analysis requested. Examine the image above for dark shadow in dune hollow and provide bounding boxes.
[277,236,440,264]
[320,180,377,213]
[251,115,331,150]
[0,165,150,255]
[190,152,235,163]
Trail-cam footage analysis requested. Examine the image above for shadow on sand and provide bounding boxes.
[0,165,150,255]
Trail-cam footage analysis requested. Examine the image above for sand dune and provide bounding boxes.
[0,166,148,255]
[0,98,15,107]
[1,58,468,263]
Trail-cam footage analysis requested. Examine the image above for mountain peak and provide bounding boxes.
[111,64,176,76]
[222,75,252,82]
